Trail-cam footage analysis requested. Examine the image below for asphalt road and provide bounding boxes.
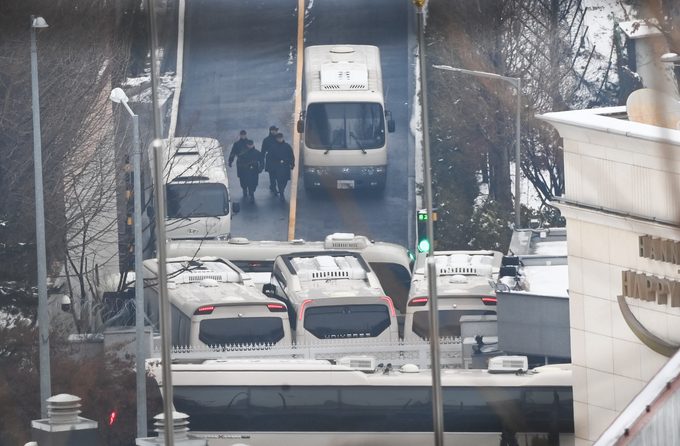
[176,0,415,248]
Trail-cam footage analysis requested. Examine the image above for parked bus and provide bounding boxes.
[263,251,399,344]
[142,256,291,347]
[148,357,574,446]
[297,45,395,191]
[403,251,503,340]
[165,233,413,312]
[148,137,239,241]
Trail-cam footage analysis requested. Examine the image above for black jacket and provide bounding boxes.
[269,141,295,181]
[261,133,279,172]
[228,137,249,166]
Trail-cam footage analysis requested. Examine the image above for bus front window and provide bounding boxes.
[166,183,229,219]
[306,102,385,150]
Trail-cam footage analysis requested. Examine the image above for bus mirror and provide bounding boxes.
[262,283,276,297]
[297,119,304,133]
[146,205,155,218]
[232,201,241,216]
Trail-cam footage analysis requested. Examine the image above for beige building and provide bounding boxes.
[539,105,680,446]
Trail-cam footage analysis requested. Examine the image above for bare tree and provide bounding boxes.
[0,0,141,331]
[426,0,616,248]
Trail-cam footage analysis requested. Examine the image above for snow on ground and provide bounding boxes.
[122,68,176,106]
[580,0,634,89]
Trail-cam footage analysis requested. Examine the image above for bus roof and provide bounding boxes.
[161,137,227,184]
[304,45,384,101]
[150,358,572,388]
[142,257,276,314]
[410,250,502,298]
[166,233,412,266]
[275,251,387,304]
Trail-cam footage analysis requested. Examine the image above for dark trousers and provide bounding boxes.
[268,171,276,191]
[276,178,289,195]
[239,177,256,197]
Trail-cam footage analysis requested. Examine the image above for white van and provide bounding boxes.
[149,137,239,240]
[263,251,399,344]
[403,250,503,340]
[297,45,395,191]
[143,256,292,347]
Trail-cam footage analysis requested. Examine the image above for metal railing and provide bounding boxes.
[154,338,464,369]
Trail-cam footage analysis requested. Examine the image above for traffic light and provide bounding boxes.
[416,209,437,253]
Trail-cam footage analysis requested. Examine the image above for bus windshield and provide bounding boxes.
[166,183,229,219]
[305,102,385,150]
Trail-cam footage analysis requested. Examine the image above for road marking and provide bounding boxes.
[288,0,305,241]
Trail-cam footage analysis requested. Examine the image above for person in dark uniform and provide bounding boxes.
[227,130,249,169]
[235,140,262,201]
[269,133,295,201]
[261,125,279,193]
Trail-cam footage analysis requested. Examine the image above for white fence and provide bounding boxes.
[153,338,463,369]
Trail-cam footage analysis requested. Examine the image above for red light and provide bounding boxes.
[267,303,286,312]
[408,298,428,306]
[110,412,116,425]
[381,296,396,317]
[481,297,497,305]
[299,299,313,321]
[194,306,215,315]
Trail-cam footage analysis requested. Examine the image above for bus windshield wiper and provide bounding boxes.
[349,132,366,154]
[325,130,343,154]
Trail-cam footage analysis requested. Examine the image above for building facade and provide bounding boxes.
[539,106,680,446]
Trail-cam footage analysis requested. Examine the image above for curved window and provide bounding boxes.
[303,304,391,339]
[199,317,285,346]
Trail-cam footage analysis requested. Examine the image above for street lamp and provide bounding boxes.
[109,87,146,438]
[30,15,51,419]
[433,65,522,228]
[413,2,444,446]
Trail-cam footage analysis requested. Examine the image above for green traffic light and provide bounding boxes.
[418,238,431,253]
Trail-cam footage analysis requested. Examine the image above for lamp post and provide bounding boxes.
[110,88,146,438]
[433,65,522,228]
[413,2,444,446]
[30,15,51,419]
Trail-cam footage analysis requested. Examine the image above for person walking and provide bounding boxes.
[261,125,279,194]
[235,140,262,202]
[269,133,295,201]
[227,130,249,169]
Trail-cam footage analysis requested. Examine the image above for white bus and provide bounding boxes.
[263,251,399,344]
[403,251,503,340]
[165,233,414,312]
[297,45,395,191]
[148,358,574,446]
[142,256,292,347]
[149,137,239,240]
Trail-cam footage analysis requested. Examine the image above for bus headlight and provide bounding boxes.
[361,167,386,175]
[306,167,330,175]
